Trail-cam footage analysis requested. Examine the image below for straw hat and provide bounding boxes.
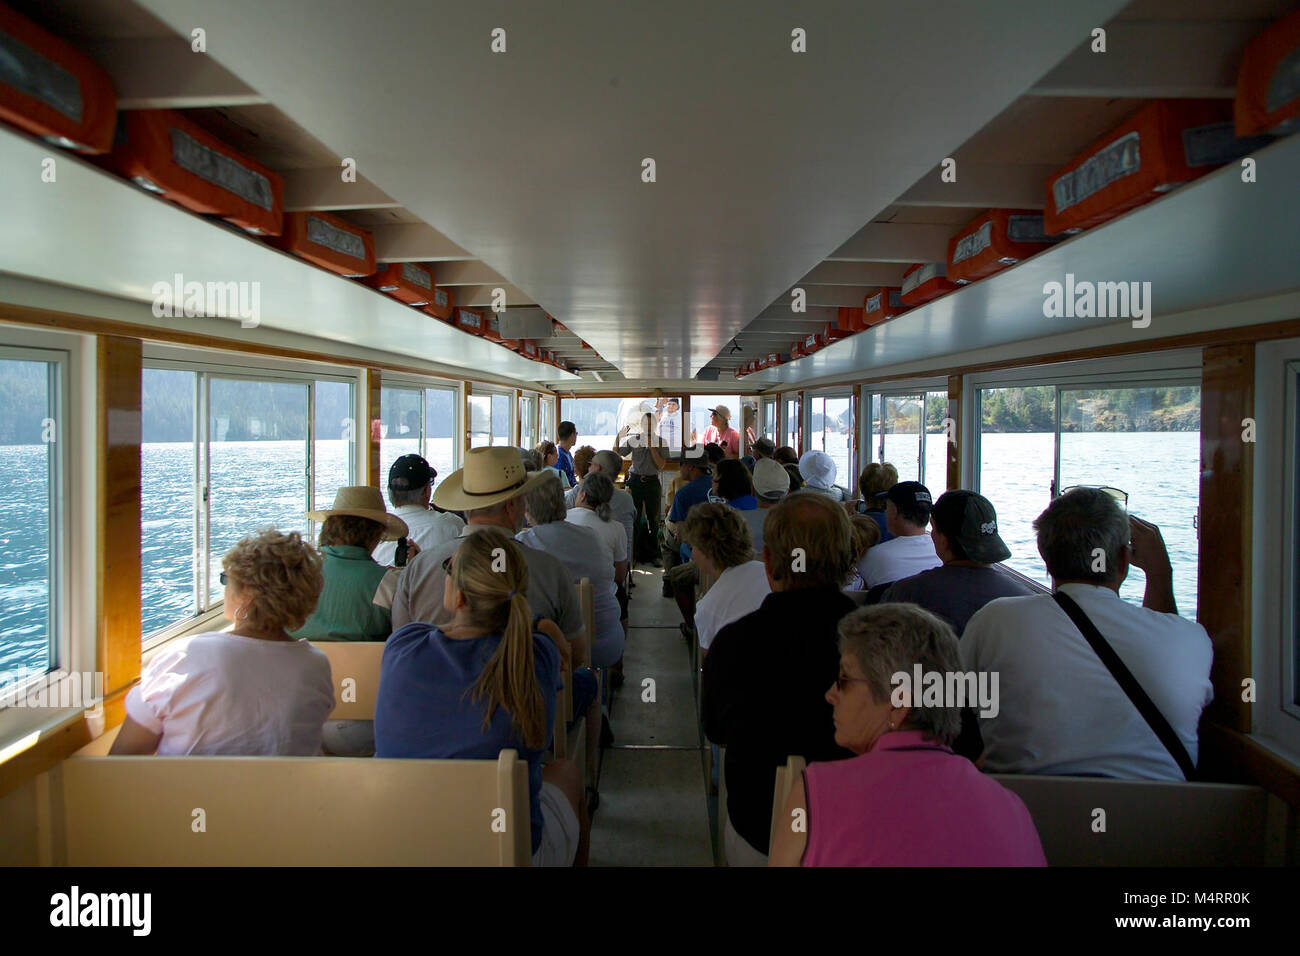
[307,486,409,541]
[433,446,552,511]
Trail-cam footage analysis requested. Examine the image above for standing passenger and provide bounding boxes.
[111,529,334,755]
[698,405,741,458]
[556,421,579,487]
[618,412,669,564]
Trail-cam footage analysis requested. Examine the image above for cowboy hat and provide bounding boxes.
[307,486,409,541]
[433,446,553,511]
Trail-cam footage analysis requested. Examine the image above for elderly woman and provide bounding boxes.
[681,503,770,655]
[111,529,334,755]
[768,603,1046,866]
[799,450,848,502]
[292,486,409,642]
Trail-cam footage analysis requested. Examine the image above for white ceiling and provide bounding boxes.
[131,0,1131,379]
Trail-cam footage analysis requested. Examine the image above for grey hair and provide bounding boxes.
[592,450,622,477]
[519,448,542,472]
[523,470,567,525]
[389,486,426,508]
[837,603,963,746]
[1033,487,1129,584]
[579,471,614,521]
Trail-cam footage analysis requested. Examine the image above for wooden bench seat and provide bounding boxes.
[38,749,531,865]
[771,756,1287,865]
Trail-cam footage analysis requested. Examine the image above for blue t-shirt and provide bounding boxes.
[555,446,577,487]
[670,475,716,561]
[374,622,561,856]
[728,494,758,511]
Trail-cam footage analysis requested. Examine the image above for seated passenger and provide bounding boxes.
[661,446,713,591]
[844,514,882,591]
[570,451,638,573]
[292,487,409,641]
[372,454,465,566]
[712,458,762,548]
[783,462,803,494]
[518,471,625,668]
[798,449,848,502]
[854,462,899,542]
[774,445,799,466]
[535,440,571,488]
[961,488,1213,781]
[860,481,941,589]
[881,491,1035,634]
[768,604,1046,867]
[375,530,588,866]
[682,503,770,655]
[520,447,542,473]
[111,529,333,755]
[702,492,857,866]
[748,457,791,553]
[566,472,630,588]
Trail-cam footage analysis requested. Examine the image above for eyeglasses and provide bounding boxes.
[219,571,228,586]
[1061,484,1128,510]
[835,673,872,692]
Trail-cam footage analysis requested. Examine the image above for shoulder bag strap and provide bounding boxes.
[1052,590,1197,780]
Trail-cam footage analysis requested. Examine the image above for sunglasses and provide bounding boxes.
[219,571,228,586]
[442,555,454,575]
[1060,484,1128,510]
[835,673,871,693]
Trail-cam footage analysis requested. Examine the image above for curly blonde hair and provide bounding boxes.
[682,502,754,569]
[221,528,324,632]
[849,514,882,560]
[573,444,597,478]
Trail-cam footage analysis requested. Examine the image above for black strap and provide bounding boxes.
[1053,591,1196,780]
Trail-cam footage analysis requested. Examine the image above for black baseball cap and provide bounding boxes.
[930,490,1011,563]
[875,480,933,523]
[388,454,435,491]
[682,444,711,473]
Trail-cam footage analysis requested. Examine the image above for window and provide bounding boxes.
[540,396,555,444]
[783,395,800,453]
[381,383,457,481]
[689,394,740,453]
[492,392,512,447]
[141,362,356,639]
[559,397,682,454]
[760,396,777,442]
[976,380,1200,618]
[863,389,952,493]
[468,394,492,448]
[520,394,537,450]
[0,351,64,686]
[807,391,855,493]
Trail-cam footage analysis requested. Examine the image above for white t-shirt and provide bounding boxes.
[860,533,941,588]
[565,506,628,564]
[372,505,465,567]
[695,561,772,650]
[960,582,1214,781]
[124,632,335,755]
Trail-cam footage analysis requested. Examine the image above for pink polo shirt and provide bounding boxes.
[802,730,1046,866]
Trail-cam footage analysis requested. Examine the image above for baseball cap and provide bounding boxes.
[798,449,837,490]
[682,444,711,472]
[930,490,1010,563]
[389,454,435,491]
[875,480,933,523]
[707,404,732,422]
[752,437,776,458]
[752,458,790,500]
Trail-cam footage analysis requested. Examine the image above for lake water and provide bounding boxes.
[0,431,1201,680]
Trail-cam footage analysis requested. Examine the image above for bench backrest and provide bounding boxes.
[991,773,1285,866]
[770,756,1284,866]
[310,641,385,720]
[40,749,531,866]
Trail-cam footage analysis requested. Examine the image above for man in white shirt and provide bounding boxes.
[860,481,941,589]
[961,487,1213,781]
[372,455,465,566]
[682,503,771,652]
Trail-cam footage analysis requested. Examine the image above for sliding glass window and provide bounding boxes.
[806,390,855,493]
[381,382,458,482]
[141,362,356,640]
[0,348,66,687]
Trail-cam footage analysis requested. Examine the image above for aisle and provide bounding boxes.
[588,566,718,866]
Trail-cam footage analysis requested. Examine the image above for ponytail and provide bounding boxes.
[453,530,547,750]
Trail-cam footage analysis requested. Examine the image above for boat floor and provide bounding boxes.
[589,565,720,867]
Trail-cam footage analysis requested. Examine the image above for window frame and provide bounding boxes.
[804,386,857,493]
[1254,338,1300,760]
[378,374,463,481]
[859,376,947,488]
[467,384,514,450]
[140,349,363,646]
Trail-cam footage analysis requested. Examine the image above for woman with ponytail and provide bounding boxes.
[374,527,588,866]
